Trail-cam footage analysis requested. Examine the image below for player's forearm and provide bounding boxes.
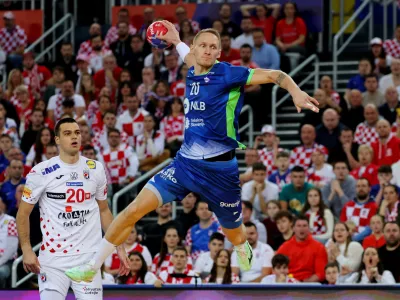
[268,70,300,95]
[16,213,32,252]
[100,208,114,232]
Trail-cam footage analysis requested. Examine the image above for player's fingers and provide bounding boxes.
[308,96,319,106]
[23,263,28,273]
[306,101,319,112]
[296,105,301,113]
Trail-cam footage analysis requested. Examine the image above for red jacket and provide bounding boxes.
[350,163,379,186]
[362,234,386,249]
[371,134,400,166]
[276,234,327,281]
[93,67,122,103]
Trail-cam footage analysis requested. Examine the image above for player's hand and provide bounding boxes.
[155,20,181,46]
[22,249,41,274]
[116,245,130,276]
[292,90,319,113]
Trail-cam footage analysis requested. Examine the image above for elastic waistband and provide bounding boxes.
[204,150,236,162]
[176,153,238,171]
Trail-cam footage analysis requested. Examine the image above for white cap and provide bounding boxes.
[261,125,275,134]
[370,37,383,46]
[3,11,15,19]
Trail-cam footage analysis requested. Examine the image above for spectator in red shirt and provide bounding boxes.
[160,97,184,157]
[22,52,51,100]
[170,64,188,100]
[363,215,386,249]
[350,144,379,185]
[276,215,328,282]
[275,2,307,55]
[240,3,281,44]
[93,54,122,103]
[372,119,400,166]
[219,33,241,63]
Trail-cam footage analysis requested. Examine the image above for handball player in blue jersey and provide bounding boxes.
[66,21,319,282]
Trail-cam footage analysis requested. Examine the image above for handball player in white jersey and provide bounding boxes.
[16,118,129,300]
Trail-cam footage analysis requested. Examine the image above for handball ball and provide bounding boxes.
[146,21,171,49]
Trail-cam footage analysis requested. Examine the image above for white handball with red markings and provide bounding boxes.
[146,21,171,49]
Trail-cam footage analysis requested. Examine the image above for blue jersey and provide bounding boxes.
[180,62,255,159]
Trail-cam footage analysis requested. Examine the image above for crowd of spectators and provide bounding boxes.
[1,1,400,289]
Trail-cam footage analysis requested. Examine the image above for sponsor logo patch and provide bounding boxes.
[83,170,89,180]
[22,186,32,199]
[86,160,96,169]
[46,192,66,200]
[70,172,78,180]
[41,164,60,175]
[66,182,83,186]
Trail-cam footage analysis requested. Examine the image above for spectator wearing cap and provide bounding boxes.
[22,52,51,99]
[306,147,334,188]
[47,80,85,123]
[316,109,345,152]
[379,86,400,125]
[362,74,385,107]
[369,37,391,77]
[77,22,102,57]
[53,42,77,84]
[254,125,281,177]
[219,33,241,63]
[110,21,133,68]
[371,119,400,166]
[354,104,380,145]
[379,59,400,95]
[383,25,400,59]
[105,8,137,48]
[340,178,377,242]
[322,161,356,219]
[252,28,280,70]
[160,52,181,85]
[341,89,365,132]
[328,127,359,169]
[280,166,313,215]
[93,54,122,103]
[125,34,146,84]
[241,163,279,219]
[173,6,200,34]
[345,58,372,100]
[290,124,327,169]
[350,144,379,185]
[0,11,26,70]
[232,17,254,49]
[219,4,242,38]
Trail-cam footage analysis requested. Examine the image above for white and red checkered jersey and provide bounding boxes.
[104,242,152,270]
[385,201,399,223]
[305,209,327,236]
[136,130,165,160]
[47,93,86,123]
[0,127,19,148]
[290,143,327,169]
[21,156,108,257]
[100,143,139,185]
[354,122,379,145]
[204,273,240,284]
[170,80,186,99]
[350,163,379,186]
[160,114,185,140]
[340,200,377,234]
[15,100,33,132]
[87,99,99,123]
[306,163,335,186]
[151,253,193,275]
[383,38,400,59]
[116,109,149,148]
[92,126,129,153]
[159,269,197,284]
[104,25,137,48]
[22,64,52,97]
[174,20,200,33]
[78,39,107,57]
[0,214,18,261]
[258,147,283,176]
[0,25,27,54]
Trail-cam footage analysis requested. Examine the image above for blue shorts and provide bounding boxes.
[145,153,242,229]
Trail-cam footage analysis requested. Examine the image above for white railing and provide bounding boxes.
[382,0,398,41]
[25,13,74,62]
[238,104,253,148]
[271,54,319,129]
[11,242,41,288]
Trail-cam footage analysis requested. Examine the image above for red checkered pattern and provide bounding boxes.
[383,38,400,59]
[104,25,137,48]
[159,270,197,284]
[101,144,135,184]
[385,201,399,222]
[117,109,147,147]
[305,210,326,236]
[354,122,379,145]
[22,65,52,97]
[170,80,186,98]
[350,164,379,186]
[93,126,129,153]
[174,20,200,34]
[0,25,27,54]
[151,253,193,275]
[1,126,19,145]
[7,219,17,237]
[330,91,341,105]
[0,249,3,255]
[258,147,283,176]
[78,40,93,56]
[290,143,327,169]
[160,114,185,140]
[340,200,377,234]
[204,273,240,284]
[392,122,399,133]
[87,100,99,123]
[136,131,164,158]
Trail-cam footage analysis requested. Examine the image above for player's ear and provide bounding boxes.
[216,49,221,59]
[55,135,60,145]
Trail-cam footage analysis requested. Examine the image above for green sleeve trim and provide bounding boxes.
[246,69,255,85]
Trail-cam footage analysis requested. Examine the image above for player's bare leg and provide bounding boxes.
[222,224,253,271]
[65,188,159,282]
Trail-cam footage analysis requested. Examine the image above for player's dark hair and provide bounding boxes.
[35,127,55,166]
[107,128,120,137]
[193,28,221,48]
[0,133,12,142]
[274,211,294,223]
[82,144,96,154]
[209,232,225,243]
[291,166,305,173]
[244,221,257,231]
[252,162,266,172]
[118,251,148,284]
[54,118,78,137]
[158,226,182,268]
[325,261,340,272]
[293,215,309,226]
[242,200,253,212]
[240,43,252,51]
[208,249,233,284]
[378,165,392,174]
[172,245,188,256]
[276,151,290,159]
[272,254,290,269]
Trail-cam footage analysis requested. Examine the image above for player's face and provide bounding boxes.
[325,267,339,284]
[129,255,143,272]
[209,240,224,257]
[164,228,179,248]
[245,226,258,246]
[55,122,81,155]
[172,250,187,271]
[267,202,280,219]
[193,33,221,69]
[216,250,229,267]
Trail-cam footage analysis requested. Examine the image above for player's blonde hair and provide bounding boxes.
[193,28,221,49]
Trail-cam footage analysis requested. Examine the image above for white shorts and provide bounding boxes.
[38,252,102,300]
